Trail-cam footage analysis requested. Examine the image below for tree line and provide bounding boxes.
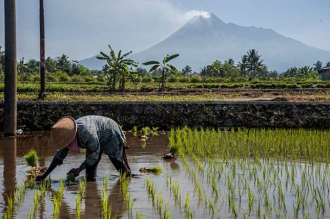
[1,45,330,89]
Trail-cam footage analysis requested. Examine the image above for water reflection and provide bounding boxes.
[0,132,169,218]
[2,137,17,198]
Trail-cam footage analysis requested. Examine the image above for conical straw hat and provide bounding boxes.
[50,117,77,149]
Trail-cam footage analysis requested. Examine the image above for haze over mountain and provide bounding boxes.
[80,13,330,72]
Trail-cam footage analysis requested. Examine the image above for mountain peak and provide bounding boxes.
[187,12,225,27]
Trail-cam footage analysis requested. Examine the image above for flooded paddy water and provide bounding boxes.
[1,128,330,218]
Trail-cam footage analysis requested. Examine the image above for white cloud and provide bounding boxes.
[0,0,210,60]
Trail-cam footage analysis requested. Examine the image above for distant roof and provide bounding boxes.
[318,67,330,74]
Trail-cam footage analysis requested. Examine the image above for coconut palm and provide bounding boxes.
[46,57,58,73]
[97,45,136,91]
[326,62,330,68]
[143,54,179,90]
[238,55,248,77]
[17,58,29,74]
[182,65,192,76]
[57,54,71,73]
[247,49,264,77]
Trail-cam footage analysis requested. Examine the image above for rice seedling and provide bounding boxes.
[119,172,130,204]
[139,166,163,174]
[164,202,170,219]
[24,149,38,167]
[156,193,164,214]
[75,191,82,219]
[66,173,76,184]
[136,209,144,219]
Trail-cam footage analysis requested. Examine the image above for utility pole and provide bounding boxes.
[39,0,46,99]
[4,0,17,136]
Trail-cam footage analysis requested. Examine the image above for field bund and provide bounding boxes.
[0,101,330,131]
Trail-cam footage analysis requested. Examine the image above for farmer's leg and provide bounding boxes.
[122,149,131,171]
[86,151,103,181]
[109,154,131,177]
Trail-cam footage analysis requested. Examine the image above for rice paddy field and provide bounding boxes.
[1,128,330,218]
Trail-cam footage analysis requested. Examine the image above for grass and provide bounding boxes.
[24,150,38,167]
[3,89,330,102]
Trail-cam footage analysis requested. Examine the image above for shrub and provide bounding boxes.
[142,76,154,83]
[71,75,85,83]
[55,71,70,82]
[131,76,142,83]
[178,77,190,83]
[167,76,177,83]
[191,76,202,83]
[84,76,95,83]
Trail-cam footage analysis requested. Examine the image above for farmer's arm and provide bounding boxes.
[36,147,69,180]
[68,131,100,176]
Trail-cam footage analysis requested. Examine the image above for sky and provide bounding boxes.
[0,0,329,61]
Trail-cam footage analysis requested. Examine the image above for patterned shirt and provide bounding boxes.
[53,116,128,170]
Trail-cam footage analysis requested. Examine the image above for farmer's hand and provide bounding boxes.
[67,168,81,177]
[36,174,46,181]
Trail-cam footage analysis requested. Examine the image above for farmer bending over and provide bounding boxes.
[36,115,131,181]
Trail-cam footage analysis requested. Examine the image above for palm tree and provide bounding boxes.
[97,45,136,91]
[326,62,330,68]
[17,58,29,74]
[238,55,248,77]
[182,65,192,76]
[143,54,179,90]
[57,54,71,74]
[210,60,223,77]
[313,61,323,71]
[225,58,235,66]
[46,57,58,73]
[247,49,264,77]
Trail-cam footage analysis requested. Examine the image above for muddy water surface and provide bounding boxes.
[1,131,330,219]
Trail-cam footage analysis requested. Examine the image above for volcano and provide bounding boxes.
[80,13,330,72]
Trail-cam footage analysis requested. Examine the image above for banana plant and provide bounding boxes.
[97,45,136,91]
[143,54,179,90]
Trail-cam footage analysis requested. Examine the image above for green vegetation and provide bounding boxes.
[24,150,38,167]
[148,167,163,174]
[66,173,76,184]
[143,54,180,90]
[97,45,137,91]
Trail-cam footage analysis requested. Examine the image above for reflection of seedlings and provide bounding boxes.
[102,177,110,219]
[171,181,182,203]
[24,149,47,177]
[139,167,163,174]
[164,202,170,219]
[76,191,82,219]
[119,172,130,204]
[145,177,156,201]
[156,194,164,214]
[4,195,14,218]
[53,180,65,219]
[141,140,147,149]
[135,210,144,219]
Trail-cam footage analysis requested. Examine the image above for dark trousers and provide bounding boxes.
[86,149,131,181]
